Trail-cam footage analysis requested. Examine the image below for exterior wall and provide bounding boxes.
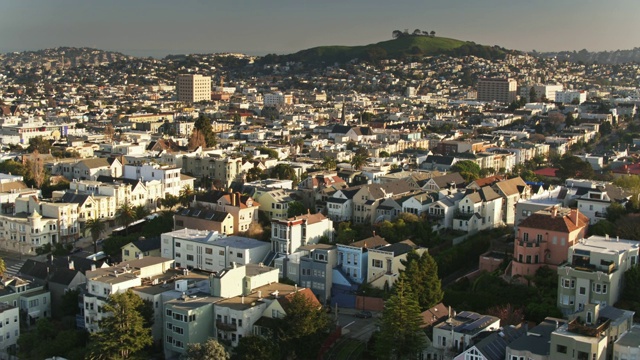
[0,306,20,354]
[214,303,266,347]
[550,328,607,360]
[174,214,235,235]
[337,245,366,284]
[121,243,161,262]
[478,78,518,103]
[176,74,211,103]
[163,300,215,359]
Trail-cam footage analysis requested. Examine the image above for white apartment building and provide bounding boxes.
[161,229,270,272]
[520,84,564,101]
[83,257,174,332]
[0,304,19,356]
[263,92,293,106]
[176,74,211,103]
[270,213,334,256]
[556,90,587,104]
[123,163,191,198]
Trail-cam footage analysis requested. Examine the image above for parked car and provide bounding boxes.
[354,311,372,318]
[71,247,83,254]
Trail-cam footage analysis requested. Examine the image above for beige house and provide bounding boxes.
[174,208,235,235]
[193,192,260,234]
[121,236,162,262]
[352,180,414,225]
[367,240,427,290]
[182,155,243,189]
[492,176,529,225]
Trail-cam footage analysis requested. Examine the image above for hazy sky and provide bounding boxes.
[1,0,638,57]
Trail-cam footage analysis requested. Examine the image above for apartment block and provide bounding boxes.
[477,77,518,103]
[557,235,639,314]
[176,74,211,103]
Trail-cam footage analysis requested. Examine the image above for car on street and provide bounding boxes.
[354,311,372,318]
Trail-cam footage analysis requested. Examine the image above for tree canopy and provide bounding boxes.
[375,275,425,359]
[89,290,153,359]
[232,336,280,360]
[181,339,229,360]
[278,291,331,359]
[194,114,217,148]
[556,155,594,180]
[451,160,481,182]
[399,250,443,311]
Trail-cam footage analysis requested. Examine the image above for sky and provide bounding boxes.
[1,0,639,58]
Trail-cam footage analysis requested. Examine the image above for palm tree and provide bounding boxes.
[179,185,195,207]
[160,194,180,210]
[84,217,106,254]
[133,205,150,221]
[321,156,337,171]
[351,154,367,170]
[115,202,135,235]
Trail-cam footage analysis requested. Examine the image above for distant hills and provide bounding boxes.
[258,36,515,65]
[537,48,640,64]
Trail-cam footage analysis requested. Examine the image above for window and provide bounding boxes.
[372,259,383,268]
[562,278,575,289]
[175,242,181,248]
[166,309,173,316]
[579,287,586,295]
[166,322,172,330]
[186,255,194,261]
[166,335,173,344]
[124,250,130,256]
[174,326,184,335]
[189,314,196,322]
[205,248,213,255]
[237,253,243,258]
[557,345,567,354]
[219,250,224,256]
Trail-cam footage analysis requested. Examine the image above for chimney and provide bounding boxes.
[231,193,236,207]
[91,264,96,271]
[551,206,558,218]
[258,291,262,299]
[68,261,74,270]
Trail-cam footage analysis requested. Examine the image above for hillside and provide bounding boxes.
[537,48,640,64]
[260,36,513,65]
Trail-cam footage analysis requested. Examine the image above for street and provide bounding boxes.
[335,308,380,342]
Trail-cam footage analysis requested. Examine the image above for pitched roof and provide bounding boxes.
[286,212,327,225]
[130,236,162,253]
[350,235,389,249]
[79,158,110,169]
[420,302,448,329]
[49,268,82,286]
[60,192,92,206]
[493,177,528,197]
[430,173,466,188]
[278,288,322,310]
[518,208,588,232]
[473,325,526,360]
[383,239,418,256]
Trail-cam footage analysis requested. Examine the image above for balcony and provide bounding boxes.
[517,239,542,248]
[567,318,610,337]
[428,211,445,219]
[454,210,476,220]
[595,211,607,218]
[216,320,237,331]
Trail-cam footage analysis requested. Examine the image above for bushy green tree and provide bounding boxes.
[89,290,153,359]
[287,201,308,218]
[556,155,594,180]
[232,336,279,360]
[182,339,229,360]
[194,115,217,148]
[400,251,443,310]
[278,291,331,359]
[451,160,481,182]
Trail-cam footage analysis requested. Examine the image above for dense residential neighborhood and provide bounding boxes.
[0,43,639,360]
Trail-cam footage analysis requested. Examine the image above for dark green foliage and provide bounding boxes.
[588,220,616,237]
[444,266,562,324]
[271,163,297,185]
[27,136,52,154]
[435,229,499,278]
[59,289,81,318]
[451,160,481,182]
[286,201,308,218]
[182,339,229,360]
[89,290,153,359]
[232,336,280,360]
[18,318,89,360]
[556,155,595,180]
[278,291,331,359]
[375,275,425,359]
[194,114,217,148]
[256,146,278,159]
[399,251,443,311]
[374,213,439,247]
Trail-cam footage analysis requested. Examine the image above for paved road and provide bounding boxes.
[335,308,379,342]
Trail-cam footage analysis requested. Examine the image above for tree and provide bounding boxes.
[0,257,5,276]
[27,136,52,154]
[179,185,195,207]
[182,338,229,360]
[556,156,594,180]
[486,303,525,326]
[321,156,337,171]
[160,194,180,210]
[89,290,153,359]
[232,336,279,360]
[104,124,115,143]
[279,291,331,359]
[430,30,436,37]
[194,114,217,148]
[271,163,297,183]
[116,201,136,235]
[379,151,390,158]
[287,201,308,218]
[188,129,206,150]
[336,222,358,244]
[375,275,425,359]
[450,160,481,182]
[565,113,576,127]
[84,217,106,254]
[615,214,640,240]
[28,150,46,188]
[246,167,265,182]
[412,28,422,36]
[133,204,150,221]
[529,87,537,102]
[399,251,443,311]
[351,154,367,170]
[392,30,403,39]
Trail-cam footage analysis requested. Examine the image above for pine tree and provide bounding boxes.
[89,290,153,359]
[375,275,426,359]
[400,250,444,311]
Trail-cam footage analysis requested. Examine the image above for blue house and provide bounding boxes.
[335,235,390,285]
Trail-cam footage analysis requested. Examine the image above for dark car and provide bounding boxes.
[354,311,372,318]
[71,247,83,254]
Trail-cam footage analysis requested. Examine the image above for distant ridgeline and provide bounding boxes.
[536,48,640,64]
